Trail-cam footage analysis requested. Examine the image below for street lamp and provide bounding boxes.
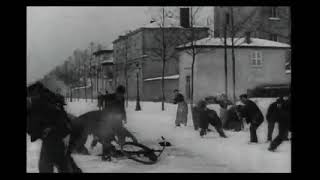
[135,62,141,111]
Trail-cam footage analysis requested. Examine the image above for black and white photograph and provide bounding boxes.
[26,6,291,173]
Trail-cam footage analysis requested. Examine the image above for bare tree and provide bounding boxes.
[89,42,94,102]
[123,32,131,107]
[209,7,263,102]
[148,7,182,111]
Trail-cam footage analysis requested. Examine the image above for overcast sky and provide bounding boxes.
[27,7,152,83]
[27,7,214,84]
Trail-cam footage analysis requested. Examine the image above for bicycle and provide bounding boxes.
[114,136,171,165]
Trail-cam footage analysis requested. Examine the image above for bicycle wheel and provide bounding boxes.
[120,142,158,165]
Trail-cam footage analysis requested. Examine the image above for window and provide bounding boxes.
[269,7,280,20]
[251,51,263,67]
[269,34,278,42]
[270,7,278,18]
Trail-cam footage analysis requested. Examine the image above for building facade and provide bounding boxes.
[113,17,210,101]
[177,37,291,103]
[214,6,291,44]
[92,49,114,96]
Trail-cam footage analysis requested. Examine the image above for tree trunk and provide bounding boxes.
[161,7,165,111]
[70,87,72,102]
[224,16,228,98]
[125,75,129,107]
[230,8,236,103]
[161,60,165,111]
[191,52,195,106]
[125,45,129,107]
[84,69,87,102]
[90,76,93,102]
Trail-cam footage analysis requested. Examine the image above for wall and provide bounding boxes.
[113,27,209,102]
[142,28,209,79]
[214,6,290,44]
[143,79,179,102]
[179,47,291,103]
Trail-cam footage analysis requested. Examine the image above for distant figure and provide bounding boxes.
[237,94,264,143]
[196,100,227,138]
[103,90,109,109]
[173,89,188,127]
[97,92,103,111]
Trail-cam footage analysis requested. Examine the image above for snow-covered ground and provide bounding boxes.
[27,98,291,173]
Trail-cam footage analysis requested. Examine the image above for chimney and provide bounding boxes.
[180,8,190,28]
[245,32,251,44]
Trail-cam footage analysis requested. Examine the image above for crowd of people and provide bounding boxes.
[27,82,291,173]
[172,89,291,152]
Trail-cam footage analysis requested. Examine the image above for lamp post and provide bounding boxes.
[135,62,141,111]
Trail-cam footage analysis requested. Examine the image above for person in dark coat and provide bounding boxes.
[103,90,109,109]
[27,83,81,173]
[97,92,103,110]
[223,105,244,131]
[197,100,227,138]
[266,97,289,142]
[173,90,188,127]
[238,94,264,143]
[100,85,127,160]
[268,96,291,151]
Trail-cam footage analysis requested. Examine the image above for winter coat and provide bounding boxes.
[176,101,188,125]
[241,100,264,124]
[198,108,222,130]
[223,106,243,131]
[97,95,104,107]
[27,95,71,142]
[72,110,125,145]
[173,93,184,104]
[103,93,126,121]
[266,101,280,123]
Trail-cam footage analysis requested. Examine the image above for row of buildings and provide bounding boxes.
[88,6,291,103]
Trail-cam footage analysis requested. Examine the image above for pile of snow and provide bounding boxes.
[27,98,290,173]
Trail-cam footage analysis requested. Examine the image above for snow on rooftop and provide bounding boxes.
[101,58,114,64]
[144,74,179,82]
[178,37,291,48]
[72,84,91,90]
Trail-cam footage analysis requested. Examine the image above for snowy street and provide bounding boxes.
[27,99,291,173]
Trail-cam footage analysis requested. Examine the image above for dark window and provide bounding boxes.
[269,34,278,41]
[270,7,279,18]
[225,12,230,25]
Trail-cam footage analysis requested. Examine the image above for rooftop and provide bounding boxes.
[113,18,207,43]
[93,49,113,56]
[177,37,291,49]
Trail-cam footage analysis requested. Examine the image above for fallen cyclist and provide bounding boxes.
[90,127,138,160]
